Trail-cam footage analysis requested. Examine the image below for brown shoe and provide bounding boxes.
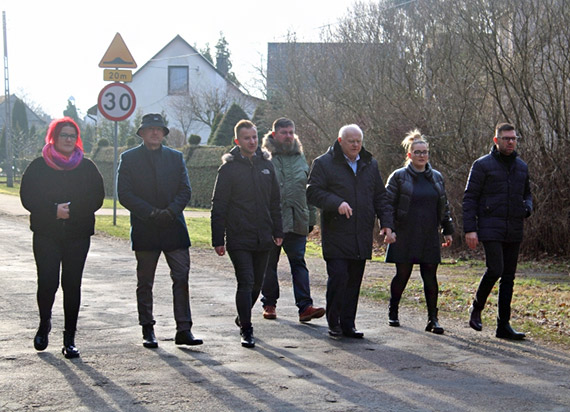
[263,305,276,319]
[299,305,325,322]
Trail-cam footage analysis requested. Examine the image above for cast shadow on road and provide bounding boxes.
[38,352,151,412]
[253,339,419,410]
[213,317,420,410]
[349,325,568,410]
[153,347,306,412]
[440,327,570,366]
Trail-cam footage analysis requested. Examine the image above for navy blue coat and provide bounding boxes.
[463,146,532,242]
[307,140,393,260]
[211,146,283,252]
[118,144,191,251]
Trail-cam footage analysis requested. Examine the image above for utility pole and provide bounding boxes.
[3,11,13,187]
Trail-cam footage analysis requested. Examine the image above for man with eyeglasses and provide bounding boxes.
[463,122,533,340]
[307,124,394,339]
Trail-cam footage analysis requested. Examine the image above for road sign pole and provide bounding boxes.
[113,120,118,226]
[99,34,137,226]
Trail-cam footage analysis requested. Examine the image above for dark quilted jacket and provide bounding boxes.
[385,163,454,236]
[463,146,532,242]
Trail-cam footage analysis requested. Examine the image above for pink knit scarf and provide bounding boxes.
[42,143,84,171]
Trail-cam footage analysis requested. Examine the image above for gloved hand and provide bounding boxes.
[150,208,175,226]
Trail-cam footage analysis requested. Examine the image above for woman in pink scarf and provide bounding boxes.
[20,117,105,359]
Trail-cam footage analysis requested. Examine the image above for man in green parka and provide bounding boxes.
[260,118,325,322]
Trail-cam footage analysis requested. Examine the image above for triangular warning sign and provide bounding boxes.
[99,33,137,68]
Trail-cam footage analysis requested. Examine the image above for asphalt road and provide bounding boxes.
[0,194,569,411]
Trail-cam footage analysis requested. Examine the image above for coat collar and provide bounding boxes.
[491,144,518,159]
[405,162,433,179]
[329,139,373,163]
[222,145,271,164]
[262,133,303,156]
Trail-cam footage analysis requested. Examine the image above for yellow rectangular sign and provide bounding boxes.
[103,69,133,82]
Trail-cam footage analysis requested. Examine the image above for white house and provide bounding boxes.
[97,35,260,145]
[0,95,47,132]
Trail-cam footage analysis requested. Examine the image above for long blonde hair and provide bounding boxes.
[401,129,429,166]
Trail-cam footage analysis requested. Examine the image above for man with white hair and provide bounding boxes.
[307,124,394,338]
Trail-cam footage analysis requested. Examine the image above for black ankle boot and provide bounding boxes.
[62,331,80,359]
[425,309,444,334]
[34,319,51,351]
[240,327,255,348]
[388,305,400,327]
[142,325,158,348]
[496,323,525,340]
[469,305,483,331]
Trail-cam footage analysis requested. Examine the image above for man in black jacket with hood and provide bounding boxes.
[464,122,532,340]
[307,124,394,339]
[211,120,283,348]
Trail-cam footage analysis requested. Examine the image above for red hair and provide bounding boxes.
[45,117,84,152]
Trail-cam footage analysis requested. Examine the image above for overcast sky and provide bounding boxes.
[2,0,360,119]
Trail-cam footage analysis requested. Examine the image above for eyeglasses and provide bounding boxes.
[413,150,429,156]
[59,133,78,140]
[499,136,519,142]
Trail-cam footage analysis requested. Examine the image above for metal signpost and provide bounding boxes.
[98,33,137,225]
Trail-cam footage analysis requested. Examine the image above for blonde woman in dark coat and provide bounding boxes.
[384,130,453,334]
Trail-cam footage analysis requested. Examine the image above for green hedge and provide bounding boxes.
[185,145,228,208]
[91,144,229,208]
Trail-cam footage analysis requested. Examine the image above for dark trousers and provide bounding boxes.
[135,248,193,331]
[390,263,439,315]
[228,249,270,329]
[325,258,366,331]
[261,233,313,313]
[473,241,521,325]
[33,234,91,332]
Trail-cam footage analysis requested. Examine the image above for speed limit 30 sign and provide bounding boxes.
[98,82,136,121]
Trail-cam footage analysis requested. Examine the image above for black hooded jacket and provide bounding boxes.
[211,145,283,251]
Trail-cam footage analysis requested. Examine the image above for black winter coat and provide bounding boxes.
[20,157,104,239]
[385,163,454,236]
[211,146,283,252]
[118,144,191,252]
[307,141,393,260]
[463,146,532,242]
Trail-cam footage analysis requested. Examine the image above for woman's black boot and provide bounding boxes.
[62,330,80,358]
[425,308,444,334]
[34,319,51,351]
[240,327,255,348]
[388,305,400,327]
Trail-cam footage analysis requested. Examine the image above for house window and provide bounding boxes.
[168,66,189,95]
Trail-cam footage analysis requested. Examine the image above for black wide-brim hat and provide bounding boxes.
[136,113,169,137]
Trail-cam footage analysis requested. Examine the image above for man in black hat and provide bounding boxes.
[118,113,203,348]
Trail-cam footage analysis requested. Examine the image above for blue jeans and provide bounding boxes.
[228,249,270,329]
[473,241,521,326]
[261,233,313,313]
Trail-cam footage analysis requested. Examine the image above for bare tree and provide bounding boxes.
[267,0,570,256]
